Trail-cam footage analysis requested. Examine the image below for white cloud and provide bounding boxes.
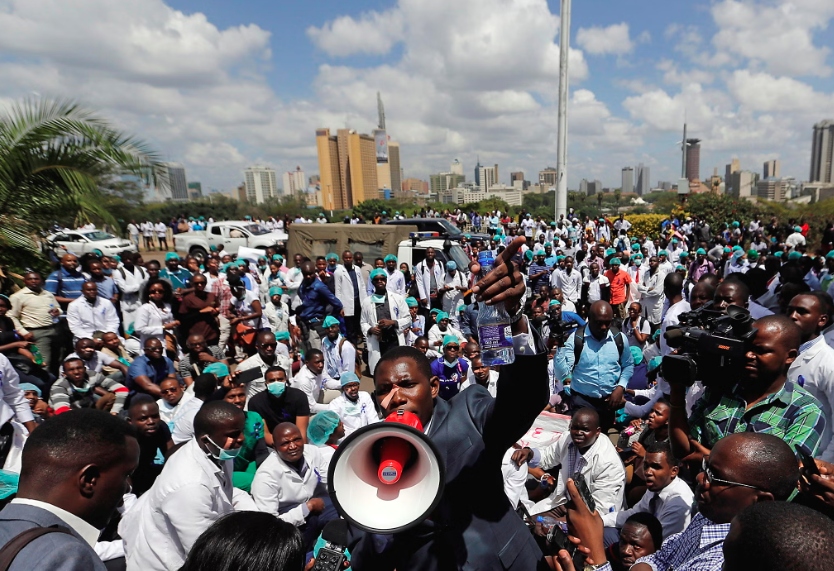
[307,9,404,57]
[727,70,834,113]
[576,23,634,56]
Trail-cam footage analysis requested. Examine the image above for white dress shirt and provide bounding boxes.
[328,392,380,437]
[601,475,694,539]
[292,365,341,413]
[11,498,100,547]
[66,296,120,342]
[134,302,174,346]
[788,334,834,462]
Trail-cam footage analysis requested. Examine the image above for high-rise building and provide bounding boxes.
[402,177,429,193]
[763,159,780,179]
[621,167,634,194]
[156,162,189,201]
[579,179,588,194]
[539,167,558,187]
[478,164,499,191]
[316,128,379,210]
[282,167,306,196]
[451,159,463,176]
[243,166,278,204]
[430,172,465,194]
[730,170,756,198]
[725,158,741,193]
[757,178,787,201]
[474,157,482,186]
[587,180,602,195]
[636,164,650,196]
[810,120,834,183]
[686,139,701,182]
[388,141,402,197]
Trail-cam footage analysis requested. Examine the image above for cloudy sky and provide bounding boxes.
[1,0,832,193]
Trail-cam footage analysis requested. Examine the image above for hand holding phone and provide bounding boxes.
[572,472,596,514]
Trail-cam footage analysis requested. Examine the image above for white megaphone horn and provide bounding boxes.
[327,410,445,534]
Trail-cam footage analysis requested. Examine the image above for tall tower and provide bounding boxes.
[377,92,386,131]
[686,139,701,182]
[810,120,834,183]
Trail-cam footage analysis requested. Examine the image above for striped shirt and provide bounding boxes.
[689,380,826,457]
[636,513,729,571]
[45,267,86,303]
[49,372,128,414]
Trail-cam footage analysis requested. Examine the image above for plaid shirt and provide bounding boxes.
[211,279,232,317]
[636,513,729,571]
[689,380,826,457]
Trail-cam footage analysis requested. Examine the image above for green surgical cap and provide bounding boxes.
[659,250,668,256]
[269,286,283,297]
[384,254,397,263]
[272,254,283,261]
[696,248,706,255]
[406,297,418,307]
[788,251,802,261]
[203,362,229,378]
[610,258,621,266]
[340,372,360,387]
[442,334,459,348]
[275,331,290,340]
[325,253,339,262]
[549,299,561,307]
[370,268,387,280]
[165,252,179,262]
[307,411,341,447]
[775,251,784,258]
[648,356,662,373]
[323,316,340,328]
[631,244,640,251]
[436,311,449,322]
[630,346,643,366]
[747,249,759,259]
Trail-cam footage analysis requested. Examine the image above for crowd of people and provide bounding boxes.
[1,207,834,570]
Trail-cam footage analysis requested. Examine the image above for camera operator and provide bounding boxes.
[541,299,585,350]
[552,301,633,431]
[668,314,826,463]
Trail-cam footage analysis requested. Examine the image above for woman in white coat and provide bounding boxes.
[636,256,665,326]
[133,278,179,347]
[360,268,410,375]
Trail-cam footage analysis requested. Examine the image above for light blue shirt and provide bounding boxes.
[553,327,633,397]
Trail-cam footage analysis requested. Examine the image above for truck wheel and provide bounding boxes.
[190,246,208,261]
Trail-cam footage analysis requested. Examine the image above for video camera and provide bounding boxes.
[662,302,757,386]
[548,318,579,344]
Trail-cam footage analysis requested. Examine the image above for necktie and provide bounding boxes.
[649,493,661,516]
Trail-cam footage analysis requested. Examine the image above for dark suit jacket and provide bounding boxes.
[349,348,550,570]
[0,503,107,570]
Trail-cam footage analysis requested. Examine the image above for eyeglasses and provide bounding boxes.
[702,457,763,490]
[259,342,277,348]
[445,345,459,351]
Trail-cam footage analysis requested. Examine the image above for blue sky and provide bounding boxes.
[1,0,832,193]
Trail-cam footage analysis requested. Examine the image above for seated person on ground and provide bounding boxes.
[127,395,174,496]
[327,371,379,438]
[248,366,310,446]
[49,357,128,415]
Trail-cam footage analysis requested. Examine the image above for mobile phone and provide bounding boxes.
[236,367,264,385]
[796,445,820,477]
[547,524,576,556]
[310,546,346,571]
[572,472,596,514]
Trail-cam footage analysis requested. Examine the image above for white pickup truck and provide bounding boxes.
[174,221,288,259]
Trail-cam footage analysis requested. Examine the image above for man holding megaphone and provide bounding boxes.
[335,236,551,570]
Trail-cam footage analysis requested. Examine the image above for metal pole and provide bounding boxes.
[555,0,571,222]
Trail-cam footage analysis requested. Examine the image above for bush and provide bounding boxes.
[624,214,667,238]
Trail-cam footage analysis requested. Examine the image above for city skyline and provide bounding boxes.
[1,1,832,193]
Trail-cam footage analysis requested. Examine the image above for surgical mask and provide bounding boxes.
[205,435,241,461]
[72,384,91,394]
[371,294,386,303]
[267,381,286,398]
[443,358,459,368]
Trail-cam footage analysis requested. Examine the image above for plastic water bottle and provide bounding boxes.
[476,251,515,366]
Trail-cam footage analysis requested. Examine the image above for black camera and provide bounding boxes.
[548,318,579,343]
[662,302,757,386]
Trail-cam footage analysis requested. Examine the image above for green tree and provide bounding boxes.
[0,98,160,267]
[614,189,622,209]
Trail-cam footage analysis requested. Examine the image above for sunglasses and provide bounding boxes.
[701,457,763,490]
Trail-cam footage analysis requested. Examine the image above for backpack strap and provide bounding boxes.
[572,326,625,369]
[0,526,72,571]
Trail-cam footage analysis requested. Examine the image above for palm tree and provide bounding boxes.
[0,98,161,259]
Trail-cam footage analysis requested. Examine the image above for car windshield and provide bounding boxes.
[436,219,462,237]
[83,231,116,241]
[243,224,271,236]
[448,245,471,272]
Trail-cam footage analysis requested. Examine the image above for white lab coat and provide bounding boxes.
[292,365,341,414]
[637,269,666,325]
[112,265,148,329]
[263,299,290,334]
[360,292,411,375]
[333,264,368,317]
[328,392,380,437]
[322,335,356,380]
[119,438,257,571]
[66,296,120,343]
[237,351,293,399]
[0,355,36,427]
[427,324,467,349]
[788,337,834,462]
[414,260,445,307]
[529,433,626,516]
[441,271,467,323]
[133,302,174,347]
[251,445,332,527]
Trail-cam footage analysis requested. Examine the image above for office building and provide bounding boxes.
[510,171,524,185]
[757,178,788,201]
[621,167,634,194]
[430,172,465,194]
[587,180,602,195]
[187,182,202,200]
[316,127,379,210]
[451,158,464,176]
[636,164,650,196]
[725,158,741,193]
[242,166,278,204]
[233,183,247,202]
[658,181,673,191]
[810,120,834,184]
[155,162,189,201]
[388,141,401,196]
[402,177,429,193]
[686,139,701,182]
[539,167,558,187]
[763,159,780,179]
[730,170,756,198]
[478,164,499,191]
[579,179,588,194]
[282,167,306,196]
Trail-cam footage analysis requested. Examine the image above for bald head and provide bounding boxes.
[663,271,684,298]
[588,301,613,340]
[753,314,802,352]
[193,401,245,438]
[714,432,799,500]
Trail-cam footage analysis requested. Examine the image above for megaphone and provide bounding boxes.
[327,410,445,534]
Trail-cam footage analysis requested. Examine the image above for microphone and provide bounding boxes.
[311,519,349,571]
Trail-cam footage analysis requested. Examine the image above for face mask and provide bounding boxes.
[267,381,286,398]
[443,358,459,368]
[258,265,267,272]
[371,293,386,303]
[205,435,241,461]
[73,385,91,394]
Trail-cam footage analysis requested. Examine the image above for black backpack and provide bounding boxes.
[572,325,625,370]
